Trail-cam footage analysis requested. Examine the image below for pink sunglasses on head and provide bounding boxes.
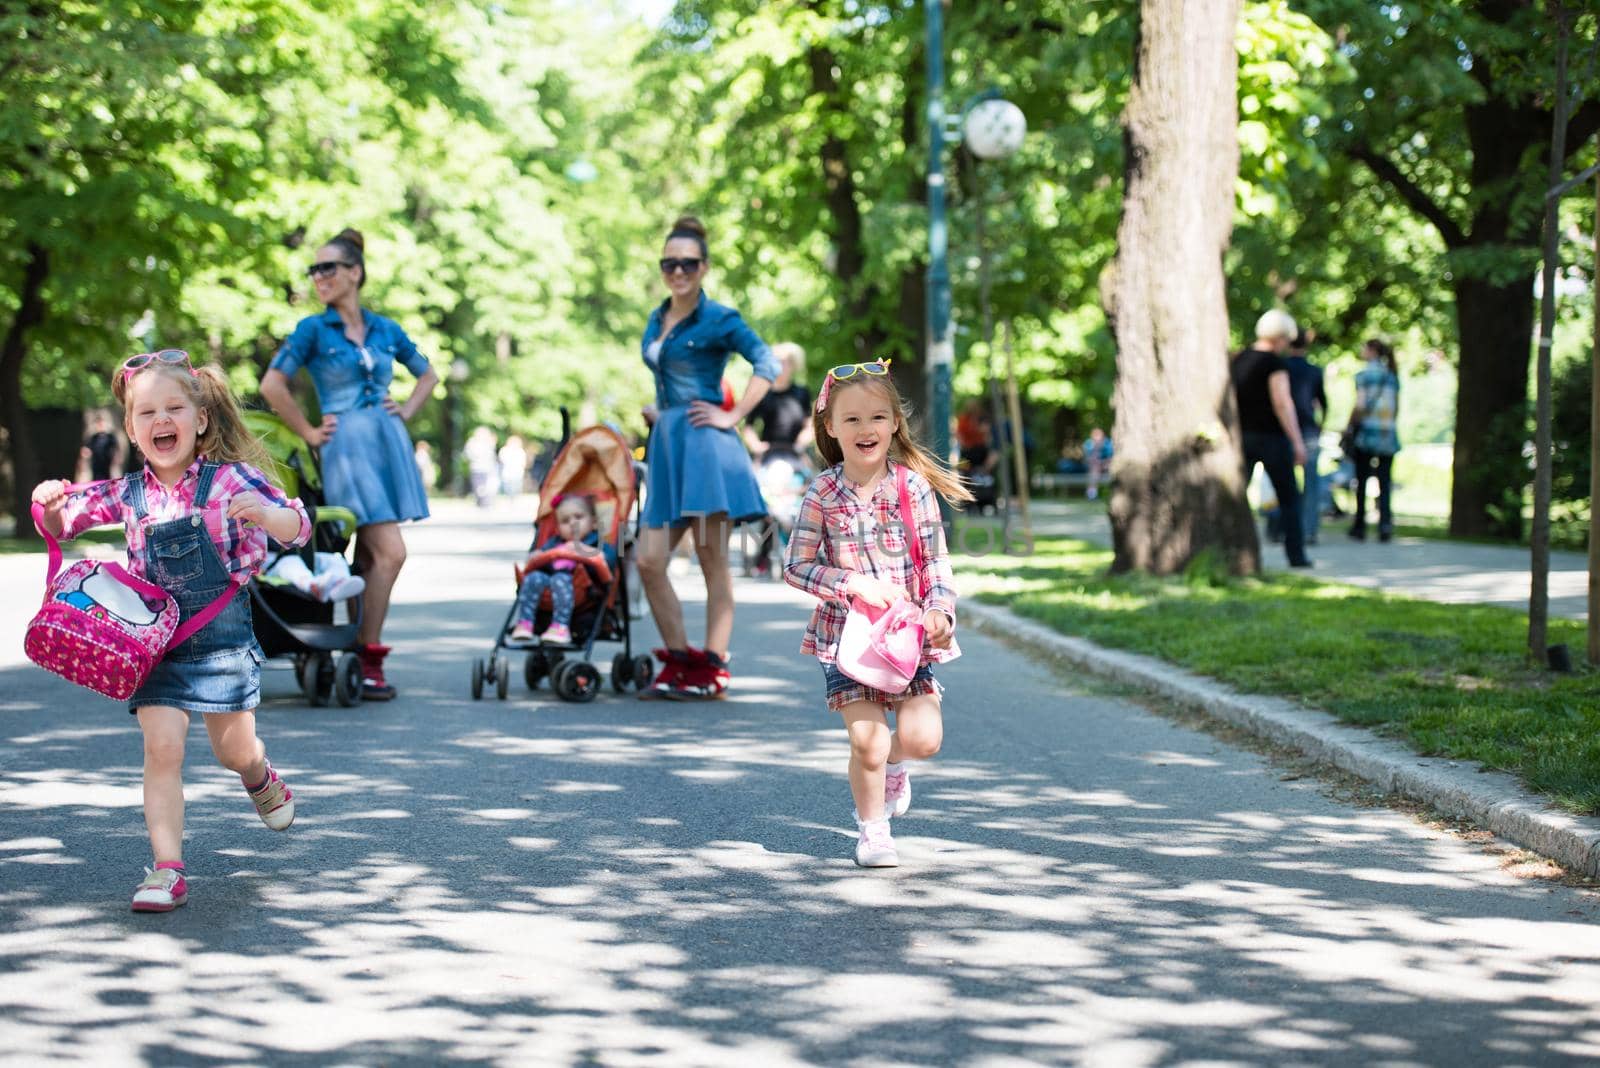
[120,348,193,383]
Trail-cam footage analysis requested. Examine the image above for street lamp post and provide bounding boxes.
[925,1,953,477]
[962,95,1029,547]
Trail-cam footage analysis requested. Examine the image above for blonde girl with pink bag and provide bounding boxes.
[783,359,973,868]
[31,349,311,913]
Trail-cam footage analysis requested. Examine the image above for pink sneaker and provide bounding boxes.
[540,621,572,645]
[131,865,188,912]
[855,818,898,867]
[247,759,295,831]
[509,619,536,643]
[884,765,912,819]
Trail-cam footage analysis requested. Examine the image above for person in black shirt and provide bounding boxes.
[80,412,122,481]
[743,342,813,576]
[1285,330,1327,544]
[1231,310,1311,568]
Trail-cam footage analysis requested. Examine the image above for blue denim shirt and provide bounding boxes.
[271,308,432,413]
[640,293,779,409]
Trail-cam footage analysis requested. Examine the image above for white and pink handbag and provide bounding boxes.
[24,494,235,701]
[835,466,928,694]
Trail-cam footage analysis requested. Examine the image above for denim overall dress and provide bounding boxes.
[126,462,263,715]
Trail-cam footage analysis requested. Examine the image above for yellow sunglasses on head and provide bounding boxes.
[826,359,891,381]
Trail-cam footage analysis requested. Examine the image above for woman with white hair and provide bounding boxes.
[1230,309,1312,568]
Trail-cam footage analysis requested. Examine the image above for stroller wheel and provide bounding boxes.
[302,653,334,707]
[550,659,574,695]
[471,658,485,700]
[334,653,362,707]
[495,656,510,700]
[558,661,601,703]
[634,656,654,690]
[611,652,633,694]
[524,651,547,690]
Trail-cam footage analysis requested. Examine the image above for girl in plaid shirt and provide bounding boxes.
[784,360,973,868]
[32,350,310,913]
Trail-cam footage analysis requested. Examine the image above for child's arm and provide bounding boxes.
[580,550,613,585]
[783,484,855,603]
[227,495,307,545]
[223,465,312,547]
[34,479,123,540]
[30,480,70,537]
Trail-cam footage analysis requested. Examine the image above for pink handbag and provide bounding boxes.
[834,466,928,693]
[24,493,236,701]
[837,597,925,693]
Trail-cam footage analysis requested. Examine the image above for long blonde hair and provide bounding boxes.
[113,361,274,474]
[813,373,974,504]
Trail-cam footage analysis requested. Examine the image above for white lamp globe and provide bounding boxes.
[963,98,1026,160]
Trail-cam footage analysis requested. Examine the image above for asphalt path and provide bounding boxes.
[1020,498,1590,621]
[2,498,1599,1066]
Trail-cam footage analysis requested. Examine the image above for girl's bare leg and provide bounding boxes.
[840,701,892,821]
[136,706,189,864]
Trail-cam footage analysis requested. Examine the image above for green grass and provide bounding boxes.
[959,535,1600,814]
[0,527,123,554]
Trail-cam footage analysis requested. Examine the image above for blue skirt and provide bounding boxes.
[322,406,430,527]
[642,406,767,527]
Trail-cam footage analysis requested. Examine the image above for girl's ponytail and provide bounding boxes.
[890,424,974,505]
[191,367,274,474]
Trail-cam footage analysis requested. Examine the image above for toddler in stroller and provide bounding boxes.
[471,423,652,703]
[508,493,616,646]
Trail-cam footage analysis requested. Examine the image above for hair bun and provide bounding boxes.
[669,215,706,240]
[336,227,365,252]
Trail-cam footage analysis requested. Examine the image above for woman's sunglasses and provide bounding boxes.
[307,260,353,279]
[659,257,704,275]
[827,359,892,380]
[120,349,192,382]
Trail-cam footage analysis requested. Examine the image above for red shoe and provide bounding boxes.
[638,647,696,701]
[358,643,397,701]
[670,649,729,700]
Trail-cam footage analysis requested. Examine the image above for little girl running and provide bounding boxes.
[509,492,616,645]
[31,349,311,913]
[783,359,972,867]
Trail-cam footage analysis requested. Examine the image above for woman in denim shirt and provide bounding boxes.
[260,228,439,700]
[636,216,780,700]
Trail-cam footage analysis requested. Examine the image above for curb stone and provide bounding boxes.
[964,599,1600,879]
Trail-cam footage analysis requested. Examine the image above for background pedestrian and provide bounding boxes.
[1231,309,1312,568]
[1285,330,1327,544]
[1347,338,1402,542]
[742,341,814,577]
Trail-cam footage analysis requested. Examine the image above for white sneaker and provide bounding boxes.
[131,866,188,912]
[855,818,898,867]
[247,760,295,831]
[884,765,912,819]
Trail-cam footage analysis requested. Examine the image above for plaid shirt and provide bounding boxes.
[784,462,959,666]
[59,459,311,585]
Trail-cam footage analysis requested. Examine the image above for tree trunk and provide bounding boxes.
[0,242,49,537]
[1450,274,1536,539]
[1104,0,1257,575]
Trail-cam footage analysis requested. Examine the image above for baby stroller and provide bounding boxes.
[242,412,366,707]
[470,422,651,703]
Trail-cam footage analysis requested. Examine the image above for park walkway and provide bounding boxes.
[1017,498,1591,621]
[2,497,1599,1065]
